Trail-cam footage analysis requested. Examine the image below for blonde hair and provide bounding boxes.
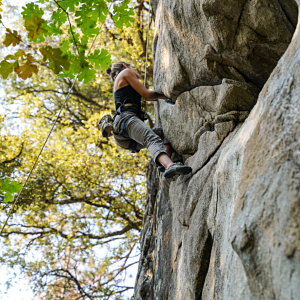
[106,61,131,81]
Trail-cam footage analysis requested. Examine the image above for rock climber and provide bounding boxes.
[101,61,192,178]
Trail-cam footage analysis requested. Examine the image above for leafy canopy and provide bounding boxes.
[0,0,142,198]
[0,0,155,298]
[0,0,136,83]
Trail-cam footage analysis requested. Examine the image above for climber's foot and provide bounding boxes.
[157,160,184,173]
[163,162,192,178]
[99,115,113,138]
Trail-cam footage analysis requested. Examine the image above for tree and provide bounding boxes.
[0,118,23,203]
[0,0,155,299]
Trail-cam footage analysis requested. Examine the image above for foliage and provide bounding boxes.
[0,118,24,202]
[0,179,21,202]
[0,0,137,82]
[0,0,155,299]
[1,112,148,298]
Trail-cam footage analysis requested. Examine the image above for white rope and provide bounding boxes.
[143,0,152,87]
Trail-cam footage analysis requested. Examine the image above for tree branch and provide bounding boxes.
[0,142,24,165]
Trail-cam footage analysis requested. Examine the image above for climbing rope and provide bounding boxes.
[142,0,152,118]
[143,0,152,87]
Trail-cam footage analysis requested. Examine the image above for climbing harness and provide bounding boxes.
[118,116,139,153]
[111,102,146,153]
[115,101,146,121]
[99,101,146,139]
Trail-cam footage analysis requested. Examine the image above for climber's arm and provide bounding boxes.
[145,93,167,101]
[123,69,167,100]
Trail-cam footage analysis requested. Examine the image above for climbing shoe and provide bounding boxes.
[157,165,165,173]
[99,114,113,138]
[163,162,192,178]
[157,159,184,173]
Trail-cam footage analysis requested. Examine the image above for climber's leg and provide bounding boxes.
[113,112,144,151]
[156,153,174,169]
[165,144,173,157]
[115,114,192,177]
[126,116,171,167]
[151,127,173,158]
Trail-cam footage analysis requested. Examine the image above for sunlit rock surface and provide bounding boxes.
[133,1,300,299]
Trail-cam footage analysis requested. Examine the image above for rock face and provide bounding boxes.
[152,0,298,97]
[133,1,300,300]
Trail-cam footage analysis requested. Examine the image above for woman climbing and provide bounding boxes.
[104,61,192,178]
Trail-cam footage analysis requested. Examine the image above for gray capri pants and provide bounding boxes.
[113,111,169,164]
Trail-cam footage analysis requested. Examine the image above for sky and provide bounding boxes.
[0,1,39,297]
[0,266,34,300]
[1,0,35,297]
[0,0,138,299]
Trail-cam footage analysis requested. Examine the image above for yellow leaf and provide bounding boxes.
[15,54,38,79]
[24,13,48,39]
[0,60,14,79]
[5,49,26,61]
[40,46,70,74]
[3,29,22,47]
[15,64,38,79]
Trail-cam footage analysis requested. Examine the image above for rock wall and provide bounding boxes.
[133,1,300,299]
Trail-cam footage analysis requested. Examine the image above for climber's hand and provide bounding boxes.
[158,94,168,99]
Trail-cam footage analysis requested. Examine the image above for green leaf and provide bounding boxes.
[0,50,26,79]
[113,2,135,28]
[40,46,70,74]
[88,49,111,70]
[0,179,22,203]
[21,3,44,19]
[75,5,98,36]
[62,54,96,83]
[60,40,70,55]
[58,68,76,80]
[43,22,62,37]
[58,0,81,12]
[3,29,22,47]
[52,9,67,27]
[21,2,44,20]
[88,0,109,23]
[78,67,96,84]
[24,13,48,39]
[0,60,14,79]
[58,53,80,79]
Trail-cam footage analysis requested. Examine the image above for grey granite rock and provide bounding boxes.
[152,0,297,98]
[132,1,300,299]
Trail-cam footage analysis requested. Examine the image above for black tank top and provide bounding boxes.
[114,85,142,111]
